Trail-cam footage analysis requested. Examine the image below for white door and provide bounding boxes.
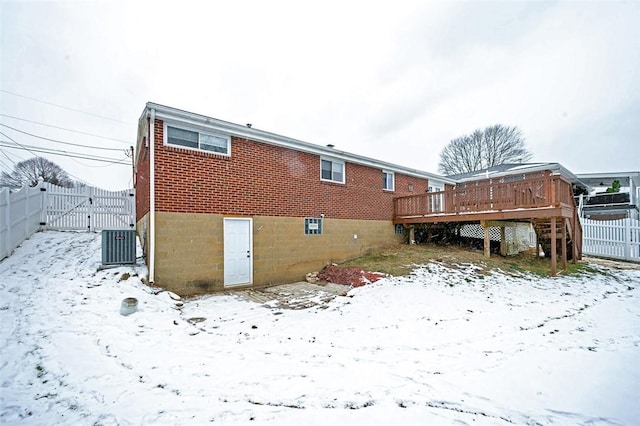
[429,186,443,212]
[223,218,253,287]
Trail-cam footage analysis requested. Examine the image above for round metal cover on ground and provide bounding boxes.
[120,297,138,316]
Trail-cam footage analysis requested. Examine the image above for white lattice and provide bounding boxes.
[460,223,535,255]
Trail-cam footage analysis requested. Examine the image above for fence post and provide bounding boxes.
[3,189,9,258]
[87,185,93,232]
[24,185,29,238]
[39,181,47,230]
[129,190,136,228]
[624,217,631,260]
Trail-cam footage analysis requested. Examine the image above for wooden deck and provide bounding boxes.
[393,170,583,275]
[394,170,576,223]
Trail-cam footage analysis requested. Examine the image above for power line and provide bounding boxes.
[0,129,41,159]
[0,142,130,165]
[0,123,128,152]
[0,113,131,144]
[0,144,27,165]
[0,142,130,164]
[0,89,135,125]
[0,152,16,171]
[0,147,18,167]
[0,138,130,165]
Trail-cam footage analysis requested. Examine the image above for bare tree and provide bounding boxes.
[438,125,532,176]
[0,157,75,188]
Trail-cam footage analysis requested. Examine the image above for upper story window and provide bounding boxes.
[321,158,345,184]
[166,124,231,155]
[383,171,394,191]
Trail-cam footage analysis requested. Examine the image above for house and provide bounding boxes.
[575,172,640,220]
[134,103,583,294]
[134,102,454,295]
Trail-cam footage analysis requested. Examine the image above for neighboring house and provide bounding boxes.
[134,102,454,295]
[575,172,640,220]
[446,162,582,183]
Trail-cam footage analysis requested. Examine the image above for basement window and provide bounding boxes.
[304,218,323,235]
[165,124,231,155]
[320,158,345,184]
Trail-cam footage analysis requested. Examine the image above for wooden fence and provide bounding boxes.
[0,182,134,260]
[581,217,640,262]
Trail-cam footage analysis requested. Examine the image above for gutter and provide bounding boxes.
[149,108,156,284]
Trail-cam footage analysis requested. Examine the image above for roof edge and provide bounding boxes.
[143,102,455,184]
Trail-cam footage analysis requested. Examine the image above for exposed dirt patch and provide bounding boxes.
[317,265,386,287]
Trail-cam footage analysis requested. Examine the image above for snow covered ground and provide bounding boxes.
[1,231,639,425]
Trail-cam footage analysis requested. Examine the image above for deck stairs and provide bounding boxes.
[533,213,582,261]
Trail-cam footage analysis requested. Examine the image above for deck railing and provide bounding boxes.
[394,171,575,218]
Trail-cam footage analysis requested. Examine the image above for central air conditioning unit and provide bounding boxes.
[102,230,137,265]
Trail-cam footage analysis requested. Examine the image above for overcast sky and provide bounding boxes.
[1,0,638,190]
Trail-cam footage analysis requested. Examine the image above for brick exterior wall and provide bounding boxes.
[148,118,430,219]
[134,114,435,293]
[135,125,151,222]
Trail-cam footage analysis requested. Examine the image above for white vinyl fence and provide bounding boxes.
[581,217,640,262]
[0,182,135,260]
[0,184,44,260]
[43,183,135,231]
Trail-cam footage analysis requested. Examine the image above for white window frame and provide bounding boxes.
[320,157,345,184]
[383,170,395,191]
[164,122,231,156]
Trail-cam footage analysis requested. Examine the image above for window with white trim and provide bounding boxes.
[304,217,323,235]
[383,171,394,191]
[166,125,231,155]
[320,158,345,183]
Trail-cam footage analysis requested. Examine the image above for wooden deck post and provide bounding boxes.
[409,226,415,245]
[571,216,578,263]
[481,220,490,258]
[500,226,507,256]
[550,217,557,276]
[561,218,567,271]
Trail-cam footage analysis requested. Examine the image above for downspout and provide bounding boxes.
[149,108,156,283]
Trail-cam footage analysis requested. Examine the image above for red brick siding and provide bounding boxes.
[135,121,151,222]
[151,119,429,220]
